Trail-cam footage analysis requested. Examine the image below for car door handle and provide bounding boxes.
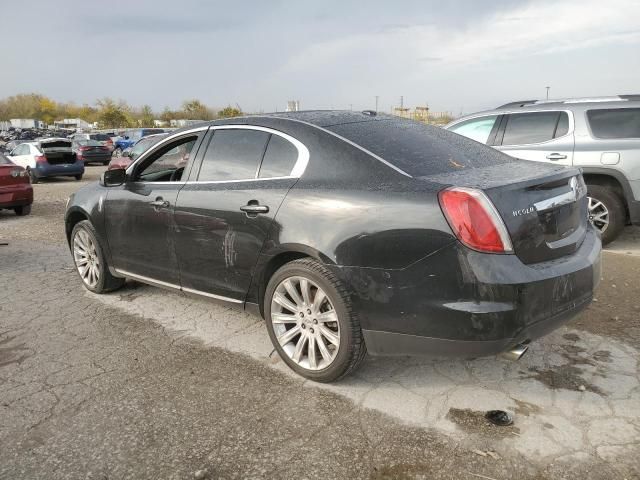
[150,198,170,209]
[240,203,269,215]
[546,153,567,160]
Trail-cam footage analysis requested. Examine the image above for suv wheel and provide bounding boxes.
[71,220,125,293]
[587,184,625,245]
[264,258,366,382]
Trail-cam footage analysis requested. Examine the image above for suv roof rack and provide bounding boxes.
[497,95,640,109]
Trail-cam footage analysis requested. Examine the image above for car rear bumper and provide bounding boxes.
[78,154,111,164]
[331,227,601,357]
[35,162,85,178]
[0,183,33,208]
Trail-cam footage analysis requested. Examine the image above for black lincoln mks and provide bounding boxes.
[64,111,601,382]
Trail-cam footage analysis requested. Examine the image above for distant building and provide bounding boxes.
[10,119,45,129]
[153,119,166,127]
[54,118,92,130]
[286,100,300,112]
[170,119,204,128]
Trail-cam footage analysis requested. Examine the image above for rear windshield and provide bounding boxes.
[587,108,640,139]
[79,139,102,146]
[89,133,110,141]
[327,118,512,177]
[40,140,72,149]
[0,154,13,165]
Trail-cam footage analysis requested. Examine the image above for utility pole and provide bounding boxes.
[400,96,404,109]
[546,86,550,100]
[375,95,379,113]
[349,103,353,111]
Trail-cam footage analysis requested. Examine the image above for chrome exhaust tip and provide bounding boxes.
[500,343,529,361]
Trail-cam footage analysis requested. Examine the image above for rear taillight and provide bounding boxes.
[438,187,513,253]
[34,155,47,164]
[78,146,91,151]
[10,168,29,178]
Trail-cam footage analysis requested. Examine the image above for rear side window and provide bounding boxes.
[258,134,298,178]
[587,108,640,139]
[448,115,499,144]
[501,111,569,145]
[198,129,269,181]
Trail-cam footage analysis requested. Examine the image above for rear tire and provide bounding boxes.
[586,184,625,245]
[71,220,125,294]
[75,174,83,181]
[14,205,31,216]
[264,258,366,382]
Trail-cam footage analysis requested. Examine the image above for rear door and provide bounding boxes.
[174,126,304,301]
[495,111,574,166]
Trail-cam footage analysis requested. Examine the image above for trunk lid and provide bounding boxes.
[426,162,588,264]
[39,139,76,165]
[0,164,29,187]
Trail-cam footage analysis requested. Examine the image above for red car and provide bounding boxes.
[0,154,33,216]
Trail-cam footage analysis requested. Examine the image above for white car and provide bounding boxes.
[7,139,84,183]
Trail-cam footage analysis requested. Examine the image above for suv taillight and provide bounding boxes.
[34,155,47,164]
[438,187,513,253]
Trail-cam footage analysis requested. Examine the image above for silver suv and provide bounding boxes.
[446,95,640,244]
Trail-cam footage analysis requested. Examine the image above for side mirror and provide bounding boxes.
[100,168,126,187]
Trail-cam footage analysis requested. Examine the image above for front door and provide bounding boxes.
[104,132,204,284]
[174,127,302,301]
[495,111,574,166]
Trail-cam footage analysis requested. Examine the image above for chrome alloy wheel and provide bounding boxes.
[271,276,340,370]
[588,196,609,233]
[73,229,101,288]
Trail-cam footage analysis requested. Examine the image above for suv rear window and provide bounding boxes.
[327,118,511,177]
[587,108,640,139]
[501,111,569,145]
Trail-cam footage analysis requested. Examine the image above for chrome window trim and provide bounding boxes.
[114,268,243,304]
[260,116,413,178]
[125,124,310,181]
[133,176,296,186]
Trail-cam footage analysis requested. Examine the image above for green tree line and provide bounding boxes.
[0,94,242,128]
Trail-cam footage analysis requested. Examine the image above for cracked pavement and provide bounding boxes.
[0,167,639,479]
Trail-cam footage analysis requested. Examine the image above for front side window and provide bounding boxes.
[449,115,499,144]
[135,136,197,182]
[501,111,569,145]
[587,108,640,139]
[258,134,298,178]
[197,129,269,181]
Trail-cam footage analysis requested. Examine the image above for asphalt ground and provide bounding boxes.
[1,166,638,479]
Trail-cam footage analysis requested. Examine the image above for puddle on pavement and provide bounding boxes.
[512,399,541,417]
[526,364,604,395]
[446,408,519,438]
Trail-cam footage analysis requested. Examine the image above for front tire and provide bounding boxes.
[587,184,625,245]
[14,205,31,216]
[74,174,83,181]
[71,220,125,293]
[264,258,366,382]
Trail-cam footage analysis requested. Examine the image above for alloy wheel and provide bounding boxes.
[270,276,340,371]
[588,196,609,233]
[73,229,101,288]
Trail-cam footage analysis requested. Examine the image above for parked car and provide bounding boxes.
[7,138,84,183]
[446,95,640,244]
[108,133,167,170]
[70,133,115,152]
[0,154,33,216]
[113,128,165,157]
[1,139,27,154]
[72,139,112,165]
[65,112,601,382]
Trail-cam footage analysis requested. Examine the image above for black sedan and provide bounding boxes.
[64,111,601,382]
[72,139,112,165]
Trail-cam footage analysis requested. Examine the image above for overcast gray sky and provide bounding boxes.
[3,0,639,114]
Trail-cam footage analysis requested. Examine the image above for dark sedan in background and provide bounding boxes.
[64,111,601,382]
[72,139,112,165]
